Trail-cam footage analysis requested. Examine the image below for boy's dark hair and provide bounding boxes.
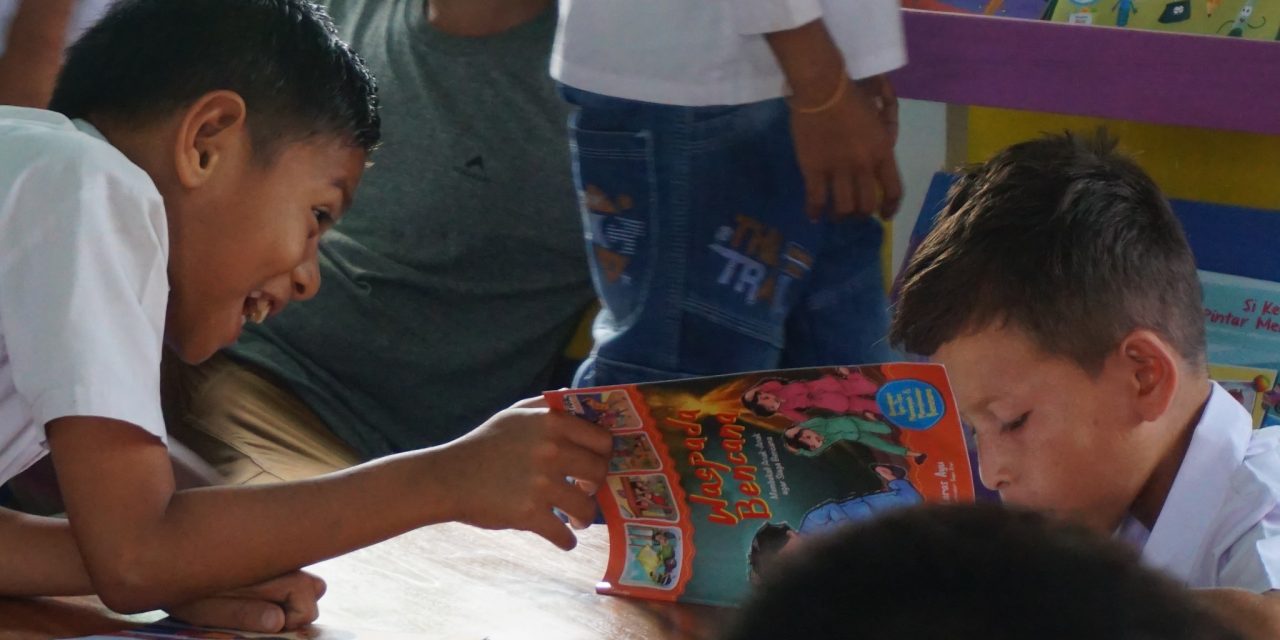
[891,131,1205,374]
[723,504,1243,640]
[741,378,785,417]
[782,427,813,451]
[747,522,794,583]
[50,0,380,158]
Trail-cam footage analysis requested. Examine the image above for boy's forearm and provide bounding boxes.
[87,452,458,612]
[763,19,846,106]
[49,418,463,613]
[0,507,93,596]
[0,0,76,107]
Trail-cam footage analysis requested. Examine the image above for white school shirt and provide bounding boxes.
[1115,382,1280,592]
[0,0,116,57]
[551,0,907,107]
[0,106,169,486]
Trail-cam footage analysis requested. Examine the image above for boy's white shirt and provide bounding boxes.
[1116,382,1280,592]
[551,0,907,107]
[0,106,169,486]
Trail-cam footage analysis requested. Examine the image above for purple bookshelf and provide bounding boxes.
[891,9,1280,136]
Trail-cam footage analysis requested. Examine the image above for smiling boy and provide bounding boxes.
[0,0,607,631]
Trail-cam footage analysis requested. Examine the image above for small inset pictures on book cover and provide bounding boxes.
[610,433,662,473]
[559,389,641,431]
[619,524,684,590]
[608,474,679,522]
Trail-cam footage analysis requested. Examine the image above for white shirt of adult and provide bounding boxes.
[0,106,169,486]
[0,0,116,56]
[1116,382,1280,592]
[551,0,907,107]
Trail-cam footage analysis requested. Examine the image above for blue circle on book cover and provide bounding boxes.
[876,379,946,430]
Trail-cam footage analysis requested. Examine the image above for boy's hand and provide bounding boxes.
[789,78,902,222]
[856,74,900,146]
[437,398,611,550]
[165,570,326,632]
[1195,588,1280,639]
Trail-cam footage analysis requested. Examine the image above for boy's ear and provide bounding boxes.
[173,90,249,189]
[1116,330,1180,423]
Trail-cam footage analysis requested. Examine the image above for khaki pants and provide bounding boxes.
[161,352,361,485]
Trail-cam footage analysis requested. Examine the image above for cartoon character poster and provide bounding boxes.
[1045,0,1280,39]
[903,0,1051,18]
[547,363,975,606]
[1201,270,1280,427]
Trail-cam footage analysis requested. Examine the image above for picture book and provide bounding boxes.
[545,363,976,607]
[903,0,1050,18]
[1201,270,1280,426]
[1045,0,1280,40]
[1209,363,1276,427]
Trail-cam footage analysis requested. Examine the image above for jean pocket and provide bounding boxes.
[570,125,658,327]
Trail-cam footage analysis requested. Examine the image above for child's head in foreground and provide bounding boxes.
[723,504,1241,640]
[47,0,381,364]
[890,131,1208,533]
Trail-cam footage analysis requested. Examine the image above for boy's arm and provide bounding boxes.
[47,399,609,614]
[763,20,902,220]
[0,506,323,632]
[1194,588,1280,639]
[0,506,93,595]
[0,0,75,107]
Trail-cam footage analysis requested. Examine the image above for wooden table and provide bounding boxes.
[0,524,729,640]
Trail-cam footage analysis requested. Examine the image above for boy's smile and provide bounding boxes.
[94,91,368,365]
[164,126,366,364]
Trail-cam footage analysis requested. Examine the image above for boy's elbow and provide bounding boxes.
[88,553,175,614]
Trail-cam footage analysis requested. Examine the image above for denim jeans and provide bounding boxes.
[562,86,895,387]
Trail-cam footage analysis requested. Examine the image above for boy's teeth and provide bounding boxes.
[250,296,270,324]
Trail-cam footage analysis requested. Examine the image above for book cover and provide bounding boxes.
[1209,363,1276,427]
[902,0,1050,18]
[1045,0,1280,39]
[1201,270,1280,426]
[545,363,976,607]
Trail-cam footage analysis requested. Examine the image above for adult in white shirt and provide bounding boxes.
[553,1,907,388]
[0,0,114,106]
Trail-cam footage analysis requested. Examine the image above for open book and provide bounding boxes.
[546,363,976,606]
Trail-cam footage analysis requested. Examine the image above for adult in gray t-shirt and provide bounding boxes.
[229,0,592,459]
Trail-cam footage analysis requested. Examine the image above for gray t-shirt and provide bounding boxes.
[230,0,592,458]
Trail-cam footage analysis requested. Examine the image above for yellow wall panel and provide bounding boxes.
[968,107,1280,209]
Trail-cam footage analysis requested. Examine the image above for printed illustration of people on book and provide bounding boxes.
[740,366,881,424]
[608,474,679,521]
[782,412,928,463]
[610,433,661,472]
[560,389,639,430]
[747,464,922,582]
[621,525,683,589]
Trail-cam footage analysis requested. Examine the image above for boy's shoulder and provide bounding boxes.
[0,106,157,200]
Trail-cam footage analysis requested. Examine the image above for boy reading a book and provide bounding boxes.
[0,0,608,632]
[891,131,1280,629]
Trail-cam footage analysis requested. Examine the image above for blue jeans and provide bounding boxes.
[562,87,895,387]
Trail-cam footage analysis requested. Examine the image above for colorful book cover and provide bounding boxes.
[903,0,1050,18]
[1201,270,1280,426]
[1045,0,1280,40]
[1209,363,1276,427]
[545,363,976,607]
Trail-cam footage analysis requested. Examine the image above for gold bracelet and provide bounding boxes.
[788,73,849,115]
